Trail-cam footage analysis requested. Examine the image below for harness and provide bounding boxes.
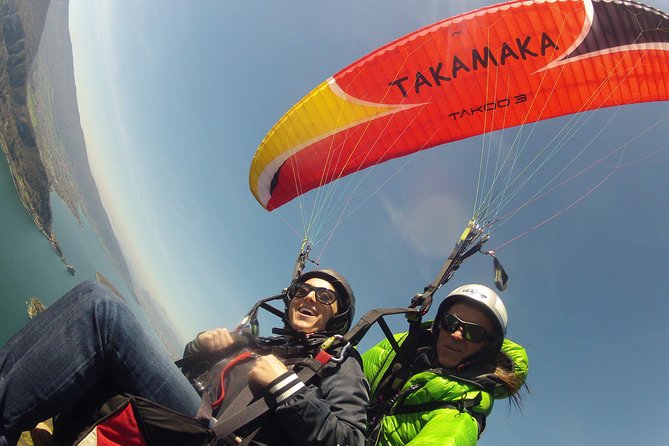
[393,391,487,440]
[207,351,337,445]
[389,380,486,436]
[364,336,499,444]
[178,329,351,446]
[176,222,509,445]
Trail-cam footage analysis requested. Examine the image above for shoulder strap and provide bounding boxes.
[339,307,423,398]
[370,321,431,406]
[392,392,486,438]
[210,351,334,441]
[342,307,419,349]
[391,392,482,415]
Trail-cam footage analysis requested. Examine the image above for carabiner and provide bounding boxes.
[329,335,352,363]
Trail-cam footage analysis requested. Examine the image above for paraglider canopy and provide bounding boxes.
[250,0,669,211]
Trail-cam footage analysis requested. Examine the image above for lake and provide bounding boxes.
[0,151,149,346]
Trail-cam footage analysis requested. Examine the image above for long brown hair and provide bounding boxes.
[492,349,529,409]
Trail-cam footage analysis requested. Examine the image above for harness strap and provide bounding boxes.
[342,307,419,348]
[391,392,483,415]
[237,426,261,446]
[210,354,333,440]
[390,392,486,439]
[369,318,425,406]
[211,352,256,408]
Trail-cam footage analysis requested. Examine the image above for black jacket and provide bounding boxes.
[182,336,369,446]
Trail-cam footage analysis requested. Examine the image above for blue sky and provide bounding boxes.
[68,1,669,445]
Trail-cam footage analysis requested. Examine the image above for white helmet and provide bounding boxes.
[441,284,508,335]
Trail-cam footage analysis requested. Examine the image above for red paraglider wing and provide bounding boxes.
[250,0,669,210]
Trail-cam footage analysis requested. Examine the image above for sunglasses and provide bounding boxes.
[288,282,339,305]
[440,313,490,343]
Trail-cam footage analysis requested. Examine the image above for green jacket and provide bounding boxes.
[362,330,528,446]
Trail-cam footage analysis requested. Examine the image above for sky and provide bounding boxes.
[67,1,669,445]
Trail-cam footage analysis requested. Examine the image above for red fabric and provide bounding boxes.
[314,350,332,365]
[95,402,147,446]
[262,0,669,210]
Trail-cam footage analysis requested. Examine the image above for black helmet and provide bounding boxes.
[287,268,355,334]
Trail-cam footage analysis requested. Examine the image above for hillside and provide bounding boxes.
[28,0,135,287]
[0,0,54,249]
[0,0,133,287]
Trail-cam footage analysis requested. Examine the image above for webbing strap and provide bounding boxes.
[237,425,262,446]
[369,316,424,405]
[335,307,422,402]
[342,307,419,347]
[211,352,256,409]
[210,357,329,440]
[391,393,482,415]
[415,220,481,315]
[376,317,407,369]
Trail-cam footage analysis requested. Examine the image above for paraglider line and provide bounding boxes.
[493,154,623,251]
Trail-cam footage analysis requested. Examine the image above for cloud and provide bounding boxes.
[381,194,467,258]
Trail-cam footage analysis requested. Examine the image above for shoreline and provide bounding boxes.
[0,131,72,273]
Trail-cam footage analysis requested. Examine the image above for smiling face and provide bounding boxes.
[288,277,339,334]
[435,301,496,368]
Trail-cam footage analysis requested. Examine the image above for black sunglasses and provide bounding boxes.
[440,313,490,343]
[288,282,339,305]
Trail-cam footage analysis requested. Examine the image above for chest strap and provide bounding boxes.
[391,391,482,415]
[209,351,334,442]
[391,392,486,439]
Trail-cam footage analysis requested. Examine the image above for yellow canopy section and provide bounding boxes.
[249,78,408,209]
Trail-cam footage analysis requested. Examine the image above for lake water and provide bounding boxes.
[0,152,147,346]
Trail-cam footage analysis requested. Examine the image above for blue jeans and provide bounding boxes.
[0,280,201,446]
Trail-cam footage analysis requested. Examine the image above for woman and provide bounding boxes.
[181,268,369,446]
[362,284,528,446]
[0,269,368,446]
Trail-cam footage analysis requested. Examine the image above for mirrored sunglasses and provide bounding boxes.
[288,282,338,305]
[440,313,490,343]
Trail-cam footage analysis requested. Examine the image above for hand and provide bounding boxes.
[248,354,289,388]
[195,328,235,353]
